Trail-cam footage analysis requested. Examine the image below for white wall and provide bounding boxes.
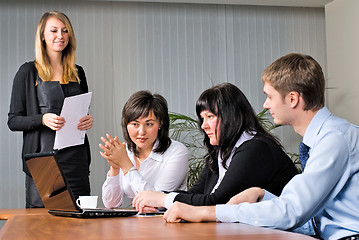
[0,0,325,209]
[325,0,359,125]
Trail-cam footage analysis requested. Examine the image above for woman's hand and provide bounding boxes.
[99,134,133,176]
[132,191,167,213]
[42,113,65,131]
[78,114,93,130]
[226,187,265,205]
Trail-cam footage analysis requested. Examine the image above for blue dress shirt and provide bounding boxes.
[216,107,359,240]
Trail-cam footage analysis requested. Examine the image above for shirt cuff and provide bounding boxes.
[292,219,316,236]
[35,114,44,126]
[106,170,120,185]
[216,204,239,222]
[164,192,179,209]
[262,190,276,201]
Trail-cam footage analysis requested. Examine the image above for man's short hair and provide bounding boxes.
[261,53,325,111]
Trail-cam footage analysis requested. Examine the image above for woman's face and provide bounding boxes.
[127,111,160,152]
[200,110,220,146]
[43,16,69,55]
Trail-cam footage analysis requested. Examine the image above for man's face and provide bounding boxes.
[263,82,292,126]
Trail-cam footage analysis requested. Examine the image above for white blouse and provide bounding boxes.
[102,139,189,208]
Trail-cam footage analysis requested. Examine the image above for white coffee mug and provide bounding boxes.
[76,196,98,209]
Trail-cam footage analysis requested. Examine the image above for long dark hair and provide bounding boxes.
[122,90,171,157]
[196,82,280,172]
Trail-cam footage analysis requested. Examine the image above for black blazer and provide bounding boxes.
[174,134,298,206]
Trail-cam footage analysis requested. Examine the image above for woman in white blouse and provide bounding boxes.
[100,90,188,208]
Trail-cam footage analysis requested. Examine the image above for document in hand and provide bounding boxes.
[53,92,92,150]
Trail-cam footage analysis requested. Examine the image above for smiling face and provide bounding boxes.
[126,111,160,153]
[263,81,292,126]
[43,16,69,55]
[200,110,220,146]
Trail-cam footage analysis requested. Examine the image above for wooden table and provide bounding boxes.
[0,208,314,240]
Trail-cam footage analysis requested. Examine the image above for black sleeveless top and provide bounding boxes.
[36,77,91,198]
[36,77,84,152]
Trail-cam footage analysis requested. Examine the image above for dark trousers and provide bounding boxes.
[25,175,44,208]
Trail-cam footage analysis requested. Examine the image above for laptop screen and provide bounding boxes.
[25,152,79,212]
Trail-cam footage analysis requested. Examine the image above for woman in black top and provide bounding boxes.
[8,11,93,208]
[133,83,298,213]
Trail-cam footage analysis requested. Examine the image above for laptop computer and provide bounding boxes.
[24,151,138,218]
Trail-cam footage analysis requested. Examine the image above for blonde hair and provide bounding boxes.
[35,11,79,83]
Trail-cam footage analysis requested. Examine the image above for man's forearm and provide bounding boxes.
[199,205,217,222]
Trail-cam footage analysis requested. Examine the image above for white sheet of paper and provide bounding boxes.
[53,92,92,150]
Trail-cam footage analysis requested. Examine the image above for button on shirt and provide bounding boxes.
[216,107,359,240]
[102,140,188,208]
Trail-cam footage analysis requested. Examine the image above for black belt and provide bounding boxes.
[339,234,359,240]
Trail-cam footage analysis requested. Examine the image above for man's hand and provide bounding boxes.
[227,187,265,204]
[163,202,216,223]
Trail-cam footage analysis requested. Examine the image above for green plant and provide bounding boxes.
[169,112,205,188]
[256,109,301,172]
[256,108,278,132]
[169,109,301,189]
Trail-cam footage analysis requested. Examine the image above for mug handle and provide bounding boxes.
[76,198,82,208]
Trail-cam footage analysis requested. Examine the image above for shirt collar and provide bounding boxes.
[149,140,163,162]
[303,107,332,148]
[234,131,255,149]
[219,131,255,168]
[127,139,163,163]
[147,142,163,162]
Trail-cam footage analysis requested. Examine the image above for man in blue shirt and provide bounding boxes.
[163,53,359,240]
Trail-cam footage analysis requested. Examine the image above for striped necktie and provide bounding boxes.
[299,142,310,170]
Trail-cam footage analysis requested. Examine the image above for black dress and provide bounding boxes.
[8,62,91,207]
[36,78,91,200]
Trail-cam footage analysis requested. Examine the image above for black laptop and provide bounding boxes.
[24,151,138,218]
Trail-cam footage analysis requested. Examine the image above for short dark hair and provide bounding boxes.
[196,82,279,172]
[261,53,325,111]
[121,90,171,156]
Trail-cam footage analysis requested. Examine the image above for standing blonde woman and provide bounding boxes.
[8,11,93,208]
